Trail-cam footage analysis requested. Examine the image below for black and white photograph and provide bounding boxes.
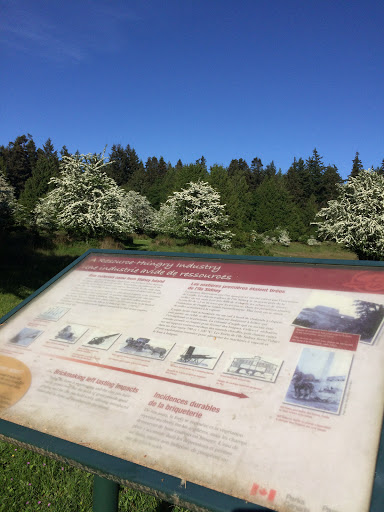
[225,352,283,382]
[53,324,88,344]
[175,345,223,370]
[293,291,384,344]
[9,327,43,347]
[119,337,174,360]
[38,306,69,321]
[284,347,353,414]
[83,330,120,350]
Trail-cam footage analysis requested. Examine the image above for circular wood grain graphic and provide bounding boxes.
[0,355,31,410]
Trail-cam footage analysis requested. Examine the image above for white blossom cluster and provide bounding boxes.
[315,170,384,259]
[251,228,291,246]
[154,181,233,251]
[0,172,17,231]
[124,190,156,234]
[35,153,139,239]
[307,237,321,246]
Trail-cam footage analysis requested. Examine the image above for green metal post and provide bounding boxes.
[93,475,120,512]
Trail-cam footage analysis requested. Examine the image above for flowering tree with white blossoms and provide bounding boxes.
[315,169,384,260]
[35,152,137,239]
[124,190,156,234]
[155,181,233,250]
[0,172,17,233]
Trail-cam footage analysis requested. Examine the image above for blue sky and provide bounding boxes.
[1,0,383,178]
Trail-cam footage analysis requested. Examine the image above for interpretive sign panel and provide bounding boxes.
[1,250,384,512]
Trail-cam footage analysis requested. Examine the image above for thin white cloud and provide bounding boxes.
[0,0,143,63]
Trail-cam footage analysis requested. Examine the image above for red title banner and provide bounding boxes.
[77,255,384,294]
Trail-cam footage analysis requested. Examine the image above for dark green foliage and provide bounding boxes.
[60,145,70,157]
[321,165,343,206]
[249,157,264,190]
[285,157,309,207]
[252,175,305,240]
[107,144,143,186]
[173,161,208,191]
[209,164,252,234]
[195,155,207,172]
[19,159,59,214]
[350,151,364,178]
[228,158,249,177]
[19,138,60,215]
[305,148,325,201]
[125,165,146,195]
[377,159,384,176]
[264,160,277,180]
[2,134,37,197]
[0,133,377,247]
[143,156,168,207]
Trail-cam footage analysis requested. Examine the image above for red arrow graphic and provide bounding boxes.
[49,354,248,398]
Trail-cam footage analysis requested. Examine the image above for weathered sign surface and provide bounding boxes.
[1,252,384,512]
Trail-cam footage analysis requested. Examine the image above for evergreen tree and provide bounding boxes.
[42,138,57,159]
[125,164,146,195]
[321,165,343,206]
[107,144,142,186]
[301,194,319,234]
[143,156,169,207]
[305,148,325,201]
[107,144,129,186]
[252,175,305,239]
[144,156,160,186]
[377,159,384,176]
[60,145,70,158]
[350,151,364,178]
[249,157,264,190]
[285,157,309,207]
[209,165,251,233]
[3,134,37,197]
[264,161,277,179]
[196,156,207,172]
[173,162,208,191]
[19,139,60,214]
[228,158,249,178]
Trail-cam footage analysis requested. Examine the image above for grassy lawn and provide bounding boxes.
[0,231,358,510]
[0,439,185,512]
[0,233,357,317]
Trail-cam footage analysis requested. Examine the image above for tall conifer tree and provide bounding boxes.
[350,151,364,178]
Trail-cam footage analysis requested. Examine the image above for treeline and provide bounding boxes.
[1,134,384,246]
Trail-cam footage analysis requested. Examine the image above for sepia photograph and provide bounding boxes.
[9,327,43,347]
[284,347,353,414]
[119,337,174,360]
[53,324,88,344]
[83,330,120,350]
[293,291,384,344]
[38,306,69,321]
[225,352,283,382]
[175,345,223,370]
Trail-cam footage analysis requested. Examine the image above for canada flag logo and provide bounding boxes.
[250,483,276,502]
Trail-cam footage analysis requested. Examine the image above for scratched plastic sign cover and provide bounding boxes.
[1,253,384,512]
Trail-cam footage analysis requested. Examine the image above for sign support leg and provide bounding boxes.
[93,475,120,512]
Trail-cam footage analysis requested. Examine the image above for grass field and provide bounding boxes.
[0,232,358,511]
